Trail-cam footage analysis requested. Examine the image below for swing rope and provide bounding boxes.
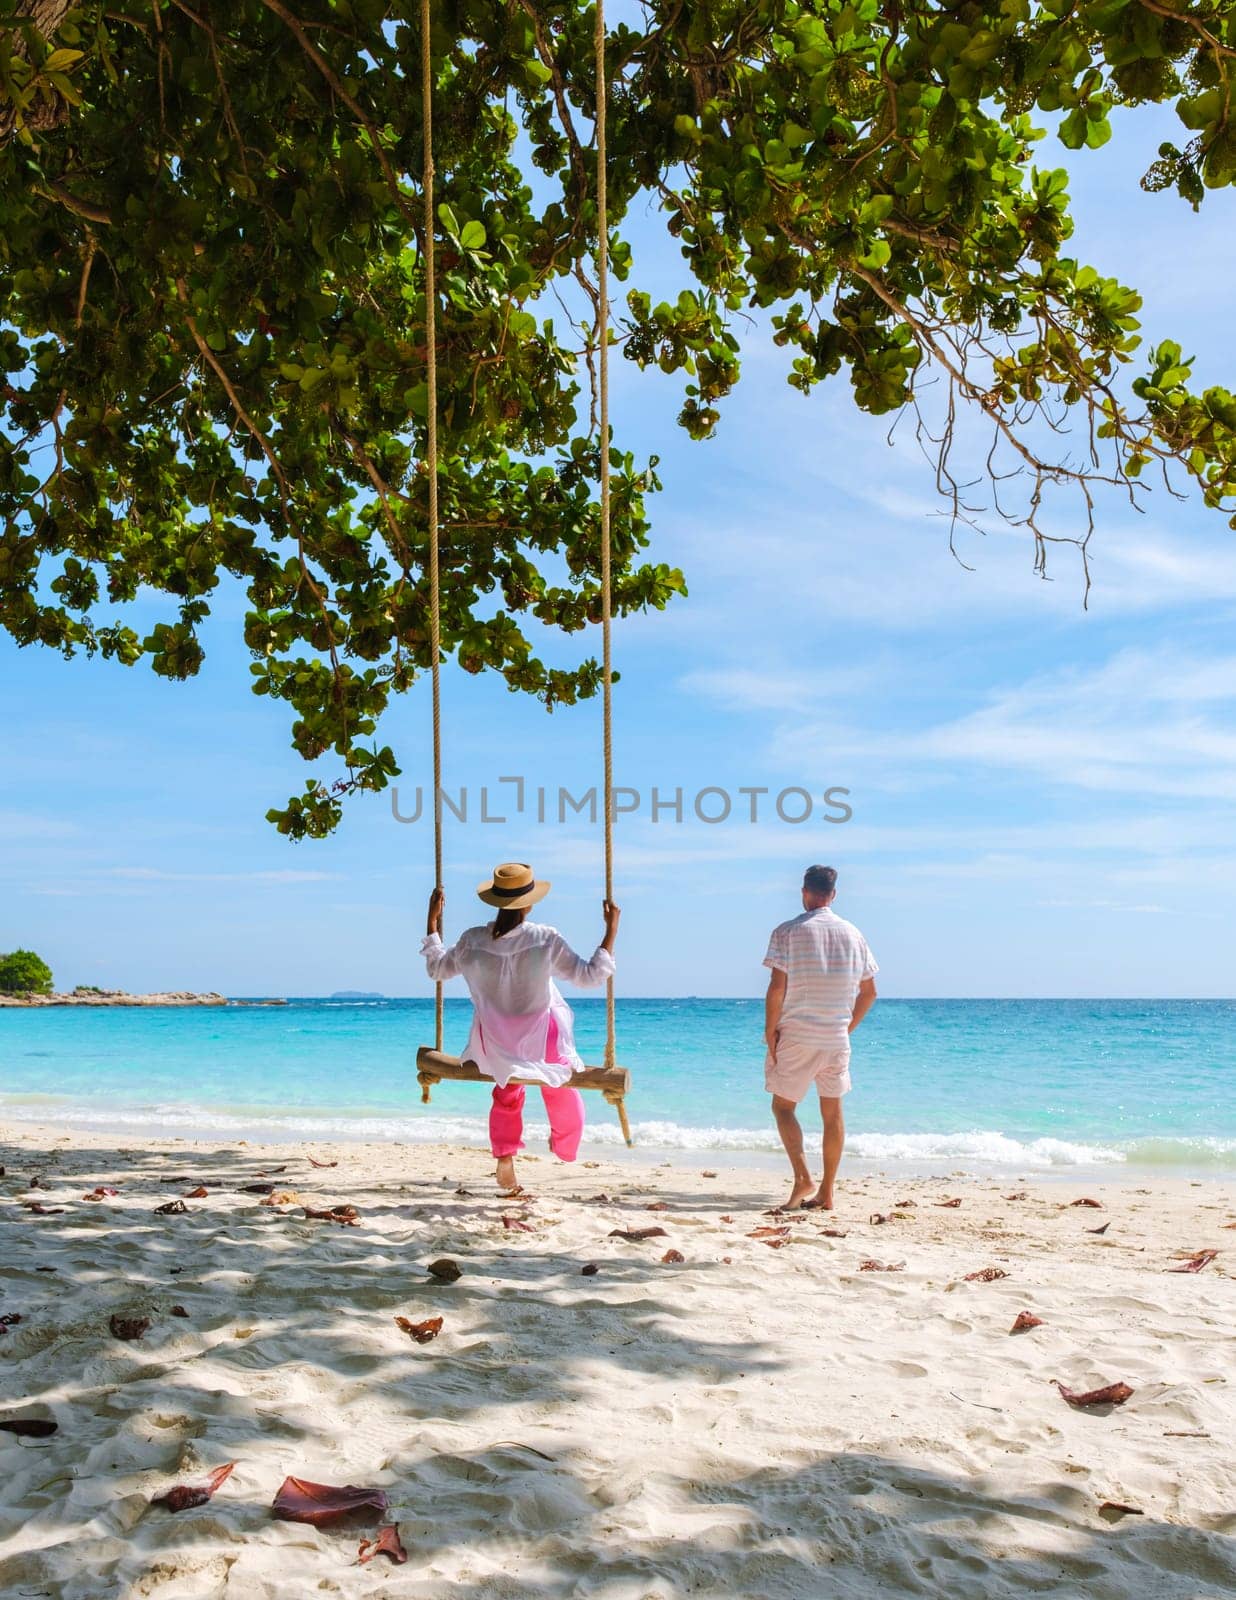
[594,0,617,1074]
[422,0,444,1053]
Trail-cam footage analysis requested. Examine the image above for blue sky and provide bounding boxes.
[3,104,1235,999]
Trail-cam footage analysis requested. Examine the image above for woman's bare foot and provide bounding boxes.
[784,1174,815,1210]
[496,1155,518,1193]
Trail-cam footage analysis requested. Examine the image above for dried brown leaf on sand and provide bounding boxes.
[580,1262,599,1276]
[1055,1380,1134,1408]
[308,1156,338,1169]
[272,1476,388,1525]
[1099,1501,1143,1521]
[935,1198,962,1209]
[302,1205,359,1226]
[358,1524,408,1565]
[647,1201,669,1212]
[170,1305,189,1317]
[427,1258,462,1282]
[894,1199,917,1208]
[1004,1192,1028,1201]
[1168,1249,1218,1273]
[23,1202,65,1215]
[660,1249,685,1264]
[238,1183,275,1195]
[153,1461,236,1513]
[820,1228,848,1238]
[1010,1311,1043,1333]
[859,1260,905,1272]
[964,1267,1009,1282]
[1070,1198,1103,1208]
[109,1314,150,1341]
[82,1187,119,1201]
[1087,1222,1111,1235]
[748,1226,791,1240]
[184,1186,209,1199]
[0,1417,57,1437]
[154,1200,188,1216]
[395,1316,443,1344]
[701,1171,717,1178]
[608,1227,668,1242]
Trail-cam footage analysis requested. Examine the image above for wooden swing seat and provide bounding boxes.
[416,1047,633,1145]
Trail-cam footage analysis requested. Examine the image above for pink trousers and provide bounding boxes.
[488,1013,584,1162]
[489,1082,585,1162]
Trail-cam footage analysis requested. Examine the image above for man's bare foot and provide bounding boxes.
[806,1186,834,1211]
[784,1174,815,1210]
[496,1155,518,1192]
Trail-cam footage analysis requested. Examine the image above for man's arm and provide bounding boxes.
[765,968,787,1055]
[848,976,877,1034]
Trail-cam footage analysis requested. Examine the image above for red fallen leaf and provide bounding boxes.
[502,1215,534,1232]
[581,1262,599,1276]
[935,1198,962,1209]
[763,1237,789,1249]
[184,1186,209,1199]
[894,1199,917,1208]
[154,1200,188,1215]
[0,1417,57,1437]
[153,1461,236,1513]
[308,1157,338,1169]
[747,1225,791,1240]
[646,1201,669,1212]
[302,1205,359,1226]
[1099,1501,1143,1520]
[427,1258,462,1282]
[82,1187,119,1201]
[0,1313,22,1327]
[1087,1222,1111,1235]
[109,1314,150,1341]
[608,1227,668,1242]
[272,1476,388,1525]
[660,1249,685,1264]
[721,1255,733,1264]
[870,1213,887,1225]
[395,1316,443,1344]
[964,1267,1009,1282]
[1010,1311,1043,1333]
[1070,1198,1103,1208]
[170,1305,189,1317]
[701,1170,717,1178]
[859,1260,905,1272]
[1168,1249,1218,1273]
[820,1228,848,1237]
[22,1202,65,1215]
[1004,1191,1028,1201]
[719,1215,734,1224]
[586,1193,613,1204]
[1055,1380,1134,1408]
[358,1523,408,1565]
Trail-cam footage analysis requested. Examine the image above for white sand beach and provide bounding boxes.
[1,1123,1234,1599]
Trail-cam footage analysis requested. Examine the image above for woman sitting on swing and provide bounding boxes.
[423,862,620,1194]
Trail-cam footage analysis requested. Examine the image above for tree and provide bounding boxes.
[3,2,1235,836]
[0,948,55,993]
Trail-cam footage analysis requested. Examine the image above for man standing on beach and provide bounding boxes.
[764,865,878,1210]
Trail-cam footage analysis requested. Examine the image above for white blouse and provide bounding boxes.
[421,920,614,1088]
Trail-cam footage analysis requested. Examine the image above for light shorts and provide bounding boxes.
[765,1036,852,1103]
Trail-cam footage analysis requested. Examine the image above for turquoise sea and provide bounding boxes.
[1,998,1235,1173]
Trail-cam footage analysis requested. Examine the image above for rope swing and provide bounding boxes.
[415,0,633,1145]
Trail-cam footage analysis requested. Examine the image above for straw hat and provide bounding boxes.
[476,861,550,910]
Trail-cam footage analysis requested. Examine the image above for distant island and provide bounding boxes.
[0,988,227,1008]
[329,990,385,1000]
